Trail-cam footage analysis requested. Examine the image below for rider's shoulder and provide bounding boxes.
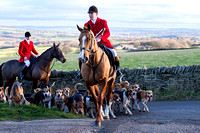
[20,40,26,44]
[84,20,92,27]
[98,18,107,24]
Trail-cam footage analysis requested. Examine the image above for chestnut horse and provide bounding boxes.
[0,43,66,94]
[77,24,116,126]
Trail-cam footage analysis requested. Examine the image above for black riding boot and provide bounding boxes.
[76,59,82,79]
[19,65,27,80]
[115,56,122,77]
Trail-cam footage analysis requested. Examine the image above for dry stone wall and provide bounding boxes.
[15,65,200,93]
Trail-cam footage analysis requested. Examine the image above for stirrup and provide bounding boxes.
[75,72,82,79]
[116,70,122,77]
[19,73,24,80]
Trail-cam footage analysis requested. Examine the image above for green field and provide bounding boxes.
[1,47,200,71]
[0,103,87,121]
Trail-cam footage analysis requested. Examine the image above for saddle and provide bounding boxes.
[98,43,115,68]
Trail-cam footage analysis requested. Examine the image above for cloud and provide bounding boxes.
[0,0,199,28]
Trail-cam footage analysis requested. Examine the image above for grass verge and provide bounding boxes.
[0,103,88,121]
[153,89,200,101]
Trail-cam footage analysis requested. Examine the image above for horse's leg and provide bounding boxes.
[86,84,98,115]
[6,79,15,96]
[96,78,107,126]
[105,78,115,119]
[32,80,39,93]
[4,81,9,95]
[44,78,49,87]
[94,85,100,96]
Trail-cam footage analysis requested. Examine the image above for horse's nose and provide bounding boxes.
[62,56,66,63]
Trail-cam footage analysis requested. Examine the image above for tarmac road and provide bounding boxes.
[0,101,200,133]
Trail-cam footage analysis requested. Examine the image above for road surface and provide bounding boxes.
[0,101,200,133]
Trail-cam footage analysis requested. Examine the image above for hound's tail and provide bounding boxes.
[0,63,4,87]
[50,82,55,93]
[119,75,124,83]
[74,83,83,90]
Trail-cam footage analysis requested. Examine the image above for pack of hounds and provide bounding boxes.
[0,75,153,119]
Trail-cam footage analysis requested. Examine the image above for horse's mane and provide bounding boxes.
[39,46,53,57]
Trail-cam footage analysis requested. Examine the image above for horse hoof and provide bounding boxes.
[104,116,110,120]
[113,116,117,119]
[94,121,101,127]
[139,110,141,112]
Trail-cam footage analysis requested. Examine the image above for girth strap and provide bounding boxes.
[86,51,105,83]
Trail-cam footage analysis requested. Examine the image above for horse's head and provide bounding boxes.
[52,43,66,63]
[77,24,96,63]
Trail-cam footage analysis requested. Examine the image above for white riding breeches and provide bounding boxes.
[24,60,30,67]
[78,48,117,59]
[107,48,117,58]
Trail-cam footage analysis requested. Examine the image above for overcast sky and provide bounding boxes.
[0,0,200,28]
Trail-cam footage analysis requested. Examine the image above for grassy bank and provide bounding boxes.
[0,103,88,121]
[153,88,200,101]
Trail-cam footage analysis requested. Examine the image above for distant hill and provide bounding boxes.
[0,26,200,50]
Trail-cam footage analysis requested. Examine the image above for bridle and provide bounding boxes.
[52,47,64,59]
[80,31,99,54]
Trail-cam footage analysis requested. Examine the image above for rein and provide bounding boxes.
[37,59,56,74]
[36,47,58,76]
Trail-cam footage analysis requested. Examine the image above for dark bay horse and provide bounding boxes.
[0,43,66,93]
[77,24,116,126]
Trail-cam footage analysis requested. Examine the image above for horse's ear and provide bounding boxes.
[77,25,83,32]
[87,24,91,31]
[53,43,56,47]
[56,43,60,47]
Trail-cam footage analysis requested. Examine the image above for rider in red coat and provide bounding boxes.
[18,31,39,79]
[77,5,122,78]
[84,17,114,49]
[18,32,39,63]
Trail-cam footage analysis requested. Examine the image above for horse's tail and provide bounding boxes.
[5,86,9,99]
[119,74,124,83]
[0,63,4,87]
[74,83,83,90]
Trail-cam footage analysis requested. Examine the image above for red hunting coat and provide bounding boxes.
[84,17,114,49]
[18,40,38,62]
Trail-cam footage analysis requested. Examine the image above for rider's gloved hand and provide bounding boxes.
[24,57,28,61]
[35,54,39,58]
[95,36,101,42]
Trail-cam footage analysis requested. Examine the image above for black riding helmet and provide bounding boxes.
[88,5,98,13]
[25,31,31,37]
